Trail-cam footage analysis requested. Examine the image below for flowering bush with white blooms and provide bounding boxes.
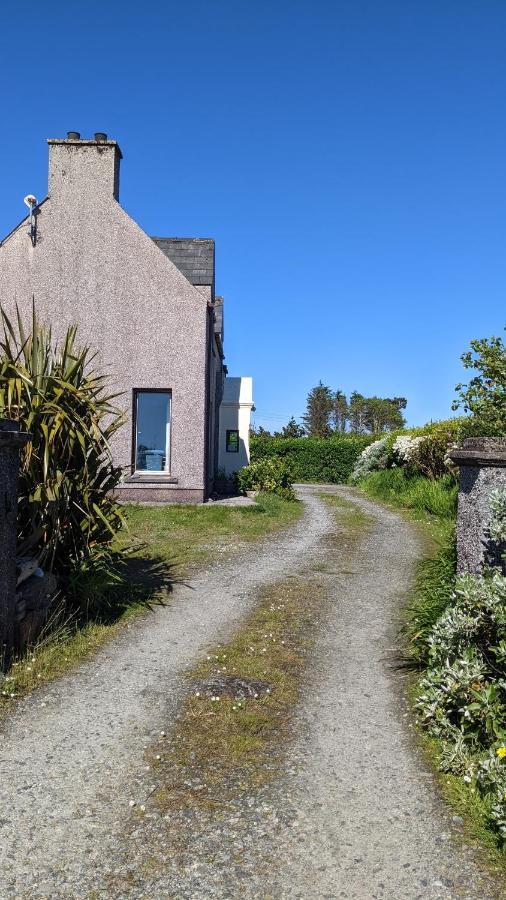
[349,437,391,483]
[392,435,424,466]
[392,432,458,480]
[416,560,506,841]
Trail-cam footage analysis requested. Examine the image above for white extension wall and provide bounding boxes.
[218,377,254,476]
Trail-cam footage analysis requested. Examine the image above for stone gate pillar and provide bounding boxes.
[449,437,506,575]
[0,420,30,672]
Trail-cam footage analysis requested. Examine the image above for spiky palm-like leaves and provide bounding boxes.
[0,304,125,593]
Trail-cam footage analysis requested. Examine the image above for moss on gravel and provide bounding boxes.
[151,574,327,809]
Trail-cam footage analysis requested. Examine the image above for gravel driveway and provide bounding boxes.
[0,487,502,899]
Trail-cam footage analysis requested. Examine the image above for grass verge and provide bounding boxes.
[120,491,302,574]
[0,493,302,719]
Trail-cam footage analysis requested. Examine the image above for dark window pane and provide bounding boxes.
[135,392,170,471]
[226,429,239,452]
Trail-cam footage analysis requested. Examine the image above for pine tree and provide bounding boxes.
[281,416,305,438]
[302,382,334,436]
[332,390,349,432]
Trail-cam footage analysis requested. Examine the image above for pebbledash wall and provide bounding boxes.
[0,135,234,503]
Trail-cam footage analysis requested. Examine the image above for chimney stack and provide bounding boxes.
[47,133,122,203]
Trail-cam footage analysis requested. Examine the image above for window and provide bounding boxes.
[134,390,171,473]
[226,429,239,453]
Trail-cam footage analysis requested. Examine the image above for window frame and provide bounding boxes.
[226,429,239,453]
[131,388,172,475]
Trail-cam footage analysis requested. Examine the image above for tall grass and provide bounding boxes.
[404,522,457,664]
[359,468,458,519]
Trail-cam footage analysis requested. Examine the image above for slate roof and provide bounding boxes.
[214,296,224,341]
[152,237,215,292]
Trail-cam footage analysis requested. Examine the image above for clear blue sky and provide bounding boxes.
[0,1,504,430]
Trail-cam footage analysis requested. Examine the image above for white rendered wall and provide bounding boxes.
[218,377,253,476]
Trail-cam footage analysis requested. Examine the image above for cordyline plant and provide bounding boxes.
[0,303,126,602]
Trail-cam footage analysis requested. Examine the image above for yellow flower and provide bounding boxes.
[496,747,506,758]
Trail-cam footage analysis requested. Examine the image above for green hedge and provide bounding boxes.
[250,435,375,483]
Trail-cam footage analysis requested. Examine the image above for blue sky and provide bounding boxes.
[0,1,504,430]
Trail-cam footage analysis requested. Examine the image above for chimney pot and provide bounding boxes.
[67,131,81,140]
[94,132,108,142]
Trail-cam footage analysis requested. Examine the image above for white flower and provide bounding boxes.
[392,435,424,464]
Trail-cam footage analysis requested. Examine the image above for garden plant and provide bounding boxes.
[0,304,126,611]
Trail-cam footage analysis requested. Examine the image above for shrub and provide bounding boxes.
[0,305,126,607]
[392,434,425,467]
[486,488,506,573]
[414,432,458,480]
[236,458,295,501]
[250,434,375,483]
[350,437,391,482]
[407,417,464,439]
[393,432,458,480]
[416,570,506,840]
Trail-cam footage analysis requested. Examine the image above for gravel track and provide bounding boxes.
[0,487,502,899]
[0,490,333,898]
[271,487,503,900]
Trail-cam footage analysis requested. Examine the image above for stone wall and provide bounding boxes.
[449,437,506,575]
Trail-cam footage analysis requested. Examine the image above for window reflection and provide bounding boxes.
[135,392,171,472]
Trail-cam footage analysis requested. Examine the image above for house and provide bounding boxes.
[0,132,253,502]
[218,377,254,476]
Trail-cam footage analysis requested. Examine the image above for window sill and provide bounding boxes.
[124,474,179,485]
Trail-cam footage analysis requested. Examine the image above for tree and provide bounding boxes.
[280,416,305,438]
[332,390,348,433]
[387,397,407,412]
[348,392,367,433]
[363,397,406,433]
[453,331,506,435]
[348,393,405,433]
[250,424,272,438]
[302,382,334,436]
